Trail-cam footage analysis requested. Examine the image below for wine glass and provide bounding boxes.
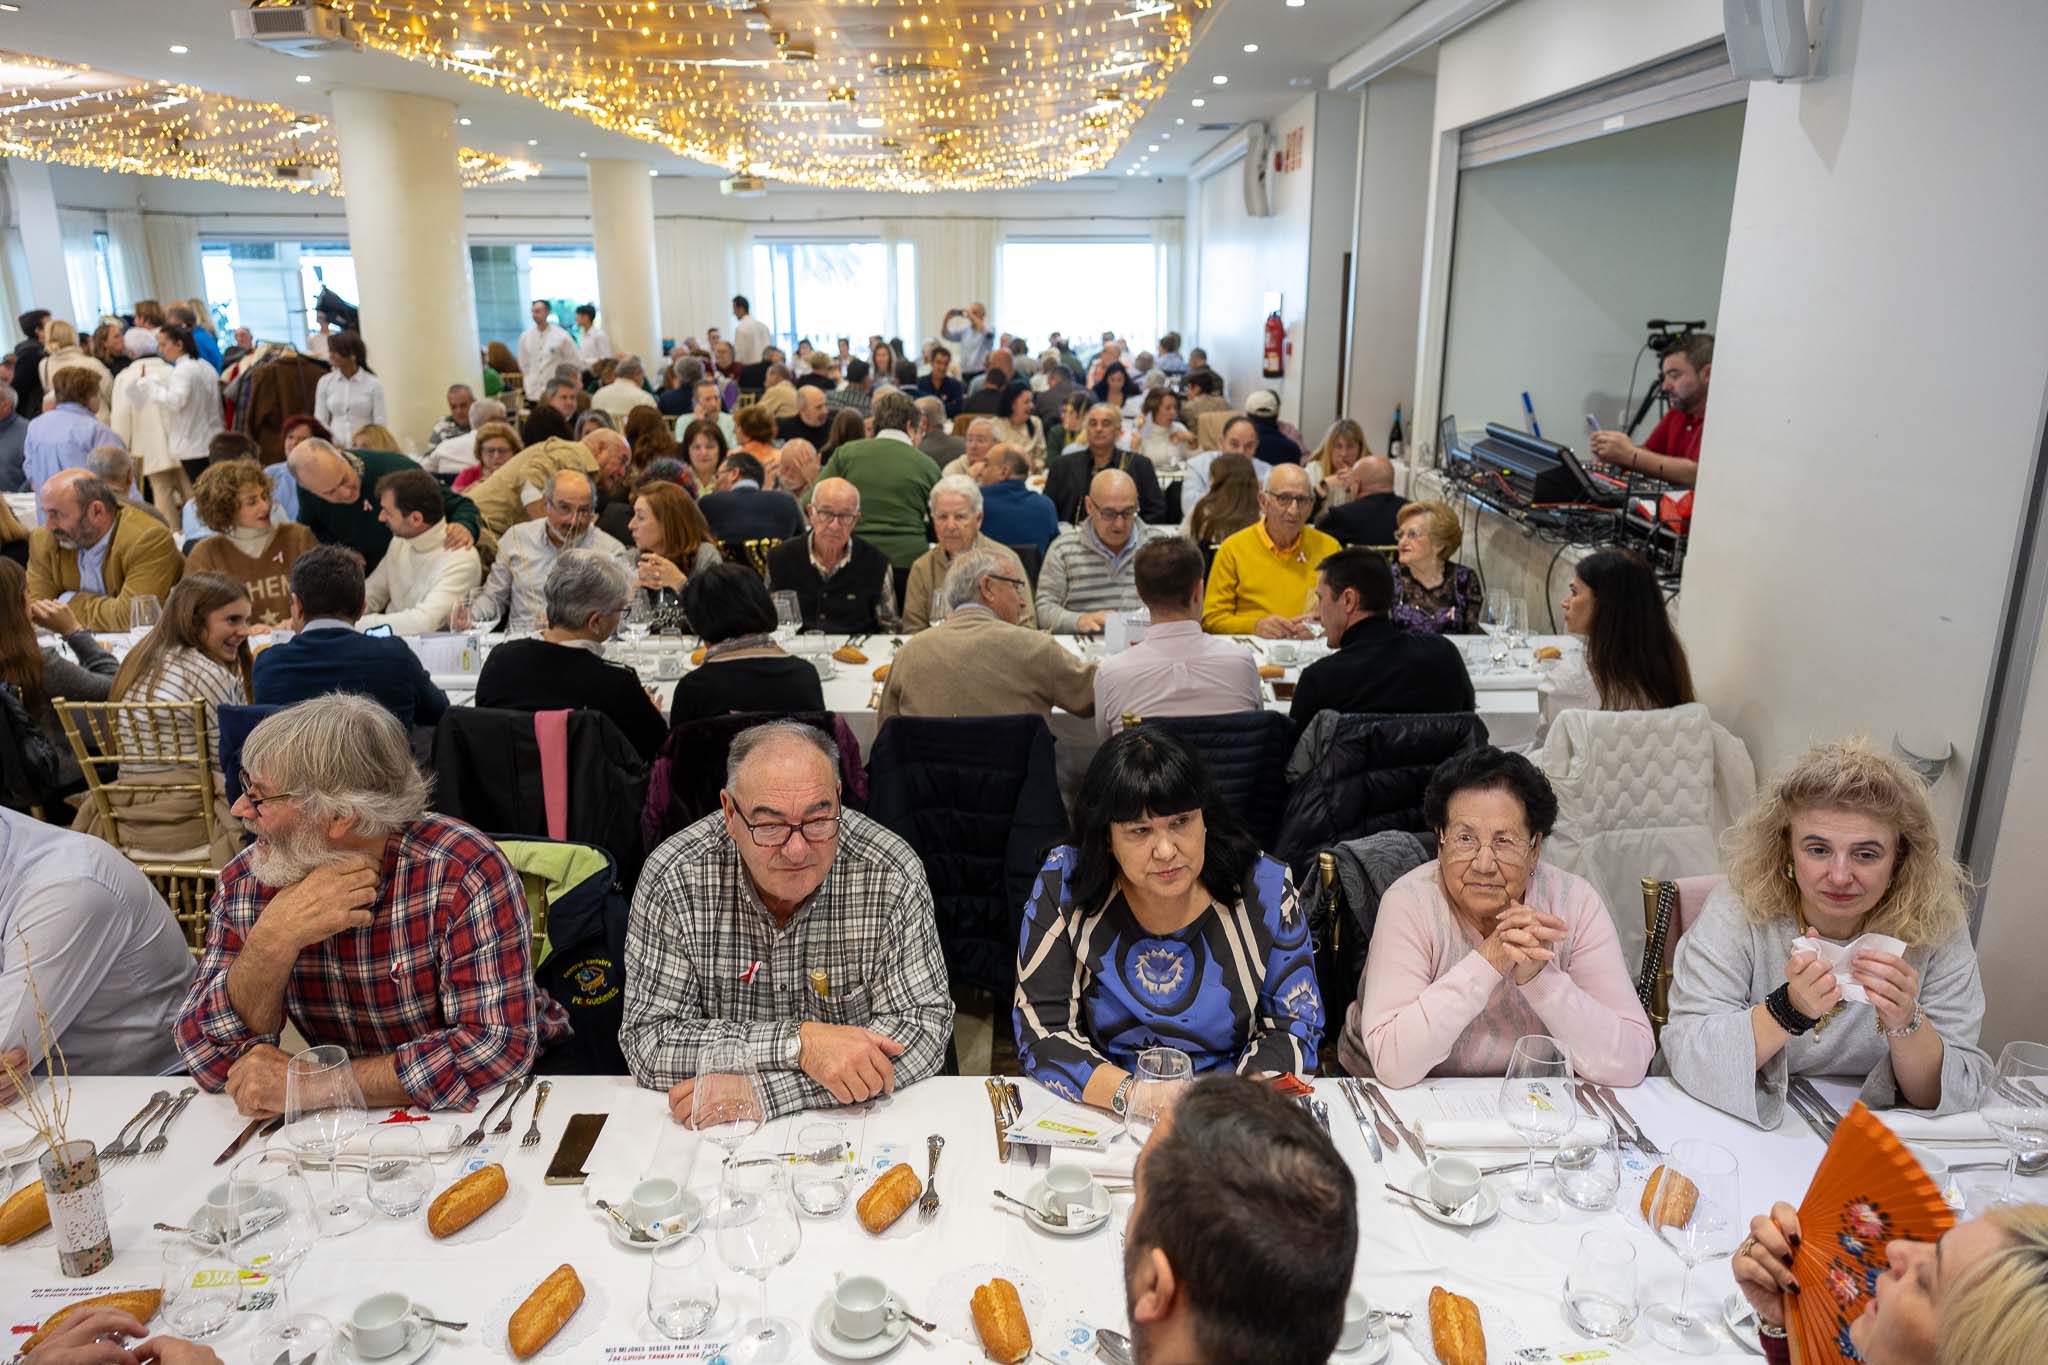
[1481,587,1511,669]
[1502,596,1530,657]
[1978,1041,2048,1206]
[1126,1046,1193,1146]
[283,1044,369,1234]
[1642,1138,1742,1354]
[771,590,802,641]
[1498,1034,1575,1223]
[690,1037,767,1168]
[226,1151,329,1363]
[714,1162,803,1363]
[364,1127,434,1218]
[129,594,163,635]
[621,592,655,644]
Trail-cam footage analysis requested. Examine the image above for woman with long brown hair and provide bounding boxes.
[819,407,867,462]
[626,480,720,630]
[624,404,679,470]
[0,557,118,792]
[679,417,729,493]
[1306,418,1371,514]
[1188,452,1262,545]
[1533,548,1695,749]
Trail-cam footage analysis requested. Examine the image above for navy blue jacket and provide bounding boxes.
[915,373,965,417]
[251,626,449,728]
[697,485,807,545]
[979,478,1062,557]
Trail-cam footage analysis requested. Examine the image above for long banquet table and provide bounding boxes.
[5,1072,1967,1365]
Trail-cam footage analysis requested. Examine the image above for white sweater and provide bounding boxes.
[358,530,482,635]
[111,356,177,476]
[134,356,223,462]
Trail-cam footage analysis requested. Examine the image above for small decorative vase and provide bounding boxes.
[39,1139,113,1277]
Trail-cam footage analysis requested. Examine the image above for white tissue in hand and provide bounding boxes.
[1791,932,1906,1004]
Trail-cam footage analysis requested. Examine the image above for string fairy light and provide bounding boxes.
[0,47,536,194]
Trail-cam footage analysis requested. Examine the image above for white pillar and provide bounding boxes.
[585,158,662,367]
[327,89,480,450]
[8,160,76,325]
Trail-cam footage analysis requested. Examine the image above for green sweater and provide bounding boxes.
[300,447,482,572]
[816,435,941,568]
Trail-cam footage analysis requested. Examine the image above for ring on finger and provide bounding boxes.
[1738,1236,1757,1260]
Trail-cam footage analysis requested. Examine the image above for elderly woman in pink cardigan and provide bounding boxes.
[1339,747,1653,1086]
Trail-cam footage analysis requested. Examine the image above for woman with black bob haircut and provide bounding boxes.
[1533,547,1695,747]
[665,561,824,730]
[1014,727,1323,1112]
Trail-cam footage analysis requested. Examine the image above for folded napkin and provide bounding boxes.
[1876,1110,2000,1144]
[1411,1117,1610,1150]
[583,1099,703,1205]
[1067,1142,1138,1180]
[339,1121,466,1156]
[1790,932,1907,1004]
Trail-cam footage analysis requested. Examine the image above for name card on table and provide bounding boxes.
[410,632,483,675]
[1004,1090,1115,1151]
[602,1342,730,1363]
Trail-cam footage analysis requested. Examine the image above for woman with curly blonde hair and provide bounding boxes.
[183,459,319,626]
[1662,737,1988,1127]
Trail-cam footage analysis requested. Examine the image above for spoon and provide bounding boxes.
[993,1190,1066,1226]
[886,1305,938,1333]
[1093,1328,1134,1364]
[1382,1182,1469,1218]
[592,1198,655,1243]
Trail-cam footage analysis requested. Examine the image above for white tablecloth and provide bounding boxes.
[4,1075,1876,1364]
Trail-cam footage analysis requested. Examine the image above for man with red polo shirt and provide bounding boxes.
[1590,332,1712,487]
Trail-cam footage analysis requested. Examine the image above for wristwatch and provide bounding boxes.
[782,1028,804,1069]
[1110,1076,1134,1120]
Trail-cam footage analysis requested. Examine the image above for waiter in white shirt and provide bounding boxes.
[574,304,613,365]
[519,299,582,402]
[312,331,387,448]
[731,294,771,366]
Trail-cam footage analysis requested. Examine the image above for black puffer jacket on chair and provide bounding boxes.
[1273,710,1488,888]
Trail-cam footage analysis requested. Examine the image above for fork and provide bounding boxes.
[520,1080,552,1149]
[462,1080,523,1148]
[105,1090,170,1162]
[140,1087,199,1159]
[492,1076,535,1137]
[917,1134,944,1220]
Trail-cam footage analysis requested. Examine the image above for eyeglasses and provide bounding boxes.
[1442,830,1536,866]
[1265,492,1314,509]
[991,575,1029,591]
[812,507,859,524]
[732,809,842,848]
[1093,506,1138,523]
[549,502,596,521]
[238,772,299,816]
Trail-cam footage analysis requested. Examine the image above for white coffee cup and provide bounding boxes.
[832,1274,890,1341]
[1268,640,1299,665]
[630,1177,685,1227]
[1043,1163,1100,1220]
[1337,1290,1375,1352]
[1425,1155,1481,1212]
[348,1293,417,1360]
[200,1182,239,1238]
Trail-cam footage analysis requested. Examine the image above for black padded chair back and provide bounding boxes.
[1137,710,1293,847]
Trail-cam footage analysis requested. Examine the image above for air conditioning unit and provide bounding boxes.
[1242,122,1273,218]
[231,2,358,57]
[271,162,335,187]
[721,175,767,198]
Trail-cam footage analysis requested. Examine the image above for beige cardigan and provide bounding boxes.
[877,608,1095,721]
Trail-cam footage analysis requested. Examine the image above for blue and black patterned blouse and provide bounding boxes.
[1013,846,1323,1100]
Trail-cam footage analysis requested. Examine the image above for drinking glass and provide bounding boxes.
[621,593,655,644]
[1481,588,1511,669]
[282,1043,369,1234]
[129,594,163,635]
[930,590,946,625]
[160,1241,239,1339]
[1978,1041,2048,1206]
[365,1127,434,1218]
[691,1037,767,1167]
[1643,1139,1742,1354]
[648,1233,720,1340]
[1502,596,1531,657]
[771,590,802,640]
[715,1162,803,1363]
[1564,1232,1639,1339]
[1126,1046,1193,1145]
[1555,1122,1623,1212]
[1498,1034,1575,1223]
[226,1151,329,1363]
[790,1121,854,1217]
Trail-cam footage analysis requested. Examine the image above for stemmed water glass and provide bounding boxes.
[1642,1138,1742,1354]
[282,1044,368,1234]
[620,593,655,645]
[1481,588,1511,670]
[1498,1034,1575,1223]
[1126,1046,1193,1145]
[226,1151,329,1364]
[1978,1041,2048,1206]
[714,1162,803,1363]
[691,1037,767,1168]
[1501,595,1531,661]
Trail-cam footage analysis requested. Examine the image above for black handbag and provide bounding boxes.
[0,680,63,810]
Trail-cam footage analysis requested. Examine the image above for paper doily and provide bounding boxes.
[928,1263,1053,1349]
[1402,1289,1528,1365]
[479,1271,611,1360]
[429,1178,531,1247]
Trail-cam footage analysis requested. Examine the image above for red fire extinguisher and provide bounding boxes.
[1262,310,1285,379]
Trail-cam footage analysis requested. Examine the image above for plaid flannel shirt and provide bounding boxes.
[621,809,955,1119]
[174,815,566,1110]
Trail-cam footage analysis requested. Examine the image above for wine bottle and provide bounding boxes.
[1388,406,1404,461]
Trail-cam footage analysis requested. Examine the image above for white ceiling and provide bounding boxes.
[0,0,1416,191]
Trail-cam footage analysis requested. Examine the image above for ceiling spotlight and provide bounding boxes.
[294,73,311,83]
[857,115,884,129]
[1191,97,1205,107]
[1175,117,1185,125]
[1287,0,1307,7]
[1242,43,1259,53]
[649,168,659,177]
[1161,132,1171,139]
[1211,74,1228,85]
[1147,143,1158,152]
[169,44,189,54]
[578,151,587,158]
[451,45,494,61]
[526,138,538,146]
[0,5,24,12]
[458,116,473,125]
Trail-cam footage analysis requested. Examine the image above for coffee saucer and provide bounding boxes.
[809,1296,911,1359]
[1402,1169,1499,1227]
[1017,1179,1113,1237]
[337,1311,438,1365]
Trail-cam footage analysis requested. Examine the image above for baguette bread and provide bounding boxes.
[1257,663,1286,680]
[0,1179,50,1245]
[969,1277,1032,1363]
[1641,1164,1698,1230]
[855,1162,922,1234]
[834,645,868,664]
[872,662,891,682]
[1533,645,1563,661]
[1427,1286,1485,1365]
[427,1163,507,1239]
[508,1264,583,1360]
[20,1291,161,1354]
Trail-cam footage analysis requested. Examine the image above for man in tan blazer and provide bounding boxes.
[28,468,186,630]
[464,431,630,534]
[878,545,1095,722]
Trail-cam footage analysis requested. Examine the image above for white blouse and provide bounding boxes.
[134,356,224,462]
[314,368,389,448]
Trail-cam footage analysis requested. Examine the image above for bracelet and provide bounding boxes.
[1759,1324,1789,1339]
[1766,984,1819,1036]
[1878,1002,1925,1039]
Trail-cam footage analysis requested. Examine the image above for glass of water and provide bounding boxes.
[648,1232,720,1340]
[1127,1046,1193,1145]
[1564,1231,1639,1339]
[365,1127,434,1218]
[1555,1124,1623,1212]
[791,1122,854,1217]
[160,1241,240,1339]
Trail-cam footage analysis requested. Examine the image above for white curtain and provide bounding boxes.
[57,209,102,326]
[142,213,206,310]
[104,210,150,310]
[886,217,996,346]
[654,217,753,349]
[1152,215,1185,337]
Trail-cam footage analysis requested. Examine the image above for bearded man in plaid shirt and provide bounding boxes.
[174,694,564,1115]
[623,720,954,1120]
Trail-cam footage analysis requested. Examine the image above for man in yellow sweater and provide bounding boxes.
[1201,462,1338,638]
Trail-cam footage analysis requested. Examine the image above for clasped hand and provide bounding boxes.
[1480,903,1566,985]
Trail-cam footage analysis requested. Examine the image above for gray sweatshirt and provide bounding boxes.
[1659,884,1989,1127]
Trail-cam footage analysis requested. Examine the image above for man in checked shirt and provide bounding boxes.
[622,720,955,1119]
[174,694,564,1115]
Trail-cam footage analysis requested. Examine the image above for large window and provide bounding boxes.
[999,240,1161,358]
[750,240,914,354]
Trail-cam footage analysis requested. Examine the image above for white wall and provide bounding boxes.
[1438,102,1741,447]
[1345,69,1435,446]
[1299,90,1361,440]
[1979,614,2048,1053]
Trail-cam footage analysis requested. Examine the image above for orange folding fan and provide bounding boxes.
[1785,1102,1956,1365]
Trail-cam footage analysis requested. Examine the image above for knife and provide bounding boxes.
[1595,1085,1661,1156]
[215,1115,286,1167]
[1336,1081,1384,1163]
[1791,1076,1845,1130]
[1360,1081,1425,1164]
[1003,1080,1035,1168]
[985,1079,1013,1162]
[1782,1085,1836,1143]
[1575,1083,1634,1152]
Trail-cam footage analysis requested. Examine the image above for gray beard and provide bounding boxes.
[247,820,352,888]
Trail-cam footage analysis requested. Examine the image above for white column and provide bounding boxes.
[585,158,662,367]
[327,89,480,451]
[8,159,77,324]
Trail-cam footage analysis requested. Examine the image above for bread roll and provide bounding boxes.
[1427,1286,1485,1365]
[970,1277,1032,1363]
[1257,663,1285,680]
[872,662,891,682]
[691,646,708,665]
[0,1179,50,1245]
[1641,1164,1698,1229]
[1534,645,1563,661]
[427,1163,507,1238]
[834,645,868,664]
[20,1291,161,1354]
[508,1265,583,1360]
[855,1162,922,1234]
